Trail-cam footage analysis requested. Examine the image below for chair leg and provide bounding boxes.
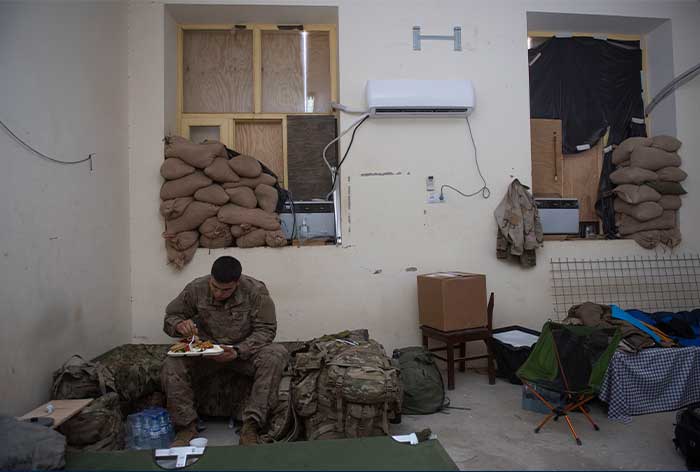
[563,415,582,446]
[446,341,455,390]
[485,339,496,385]
[579,406,600,431]
[458,343,466,372]
[534,411,555,433]
[422,335,428,349]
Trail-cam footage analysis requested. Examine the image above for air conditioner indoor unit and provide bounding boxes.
[366,79,475,118]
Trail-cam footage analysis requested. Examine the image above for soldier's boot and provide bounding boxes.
[171,421,198,447]
[238,420,260,446]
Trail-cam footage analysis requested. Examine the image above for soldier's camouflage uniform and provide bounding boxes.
[161,274,288,428]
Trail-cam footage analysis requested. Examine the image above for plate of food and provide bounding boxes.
[168,338,224,357]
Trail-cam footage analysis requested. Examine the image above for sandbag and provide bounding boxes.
[658,195,682,210]
[52,355,116,400]
[236,228,268,248]
[231,224,256,238]
[229,154,262,178]
[164,136,223,169]
[163,231,199,251]
[160,171,212,200]
[159,197,193,220]
[160,157,195,180]
[0,416,66,470]
[609,167,658,185]
[631,227,682,250]
[194,184,230,205]
[222,173,277,189]
[656,166,687,182]
[613,184,661,204]
[613,199,663,222]
[651,135,682,152]
[200,233,233,249]
[199,217,233,247]
[612,137,652,165]
[630,147,682,171]
[166,239,197,269]
[163,201,220,235]
[265,229,288,247]
[255,184,278,213]
[219,204,281,230]
[204,157,240,183]
[644,180,687,195]
[58,393,124,452]
[226,187,257,209]
[618,211,676,236]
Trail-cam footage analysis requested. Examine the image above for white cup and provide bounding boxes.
[189,437,208,448]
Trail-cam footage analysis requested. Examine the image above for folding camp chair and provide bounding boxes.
[517,322,622,445]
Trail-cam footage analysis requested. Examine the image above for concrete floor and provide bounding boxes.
[198,371,686,470]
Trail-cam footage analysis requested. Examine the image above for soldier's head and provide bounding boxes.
[209,256,242,301]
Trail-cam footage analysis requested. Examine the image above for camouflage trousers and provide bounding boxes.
[160,343,288,429]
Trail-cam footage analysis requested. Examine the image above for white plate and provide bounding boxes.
[167,344,224,357]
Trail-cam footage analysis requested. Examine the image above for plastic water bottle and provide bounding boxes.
[128,413,144,450]
[157,411,171,448]
[149,413,161,449]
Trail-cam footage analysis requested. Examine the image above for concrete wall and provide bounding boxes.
[646,20,677,137]
[128,0,700,354]
[0,1,130,415]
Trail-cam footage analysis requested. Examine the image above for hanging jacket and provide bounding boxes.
[494,179,543,267]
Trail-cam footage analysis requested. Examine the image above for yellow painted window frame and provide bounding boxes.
[176,23,338,189]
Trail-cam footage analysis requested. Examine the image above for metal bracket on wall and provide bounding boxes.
[413,26,462,51]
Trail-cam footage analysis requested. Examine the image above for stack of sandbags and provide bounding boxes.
[160,136,287,268]
[611,135,685,249]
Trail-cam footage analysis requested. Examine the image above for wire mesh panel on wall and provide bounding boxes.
[550,255,700,319]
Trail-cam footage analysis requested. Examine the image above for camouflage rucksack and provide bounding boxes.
[292,337,401,440]
[58,392,124,451]
[51,355,116,400]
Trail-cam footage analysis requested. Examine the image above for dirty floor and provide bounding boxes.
[199,371,686,470]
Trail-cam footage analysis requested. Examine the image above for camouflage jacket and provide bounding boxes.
[163,275,277,360]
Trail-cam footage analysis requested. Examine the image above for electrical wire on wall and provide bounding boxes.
[0,118,94,170]
[323,112,370,199]
[439,115,490,200]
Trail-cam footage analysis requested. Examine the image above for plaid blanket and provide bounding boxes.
[599,346,700,422]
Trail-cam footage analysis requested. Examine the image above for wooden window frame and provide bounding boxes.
[176,23,338,189]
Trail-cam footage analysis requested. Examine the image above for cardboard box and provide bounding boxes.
[417,272,487,331]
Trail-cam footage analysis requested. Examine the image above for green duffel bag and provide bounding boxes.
[393,347,446,415]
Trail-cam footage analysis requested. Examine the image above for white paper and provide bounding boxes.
[493,330,539,348]
[392,433,419,445]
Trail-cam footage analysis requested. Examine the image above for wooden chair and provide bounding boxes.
[420,292,496,390]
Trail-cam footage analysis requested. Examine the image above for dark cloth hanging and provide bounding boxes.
[528,37,647,237]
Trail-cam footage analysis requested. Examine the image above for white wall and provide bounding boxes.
[0,1,131,415]
[646,20,678,137]
[128,0,700,354]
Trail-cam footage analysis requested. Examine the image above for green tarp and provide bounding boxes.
[65,437,458,471]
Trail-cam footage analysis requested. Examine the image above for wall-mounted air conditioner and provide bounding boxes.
[366,79,475,118]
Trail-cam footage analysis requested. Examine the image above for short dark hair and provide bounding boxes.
[211,256,242,283]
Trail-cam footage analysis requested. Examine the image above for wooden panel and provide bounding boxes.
[307,32,331,113]
[183,30,254,113]
[189,126,221,144]
[18,399,93,429]
[261,31,304,113]
[287,115,337,200]
[530,119,563,197]
[235,120,285,182]
[181,117,232,148]
[563,140,603,222]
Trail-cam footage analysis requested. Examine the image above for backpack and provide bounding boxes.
[392,347,446,415]
[292,337,401,440]
[51,355,116,400]
[58,392,124,451]
[674,407,700,470]
[259,373,301,443]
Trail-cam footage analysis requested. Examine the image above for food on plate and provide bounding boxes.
[169,337,215,353]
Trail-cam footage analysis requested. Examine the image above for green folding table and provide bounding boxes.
[65,437,458,471]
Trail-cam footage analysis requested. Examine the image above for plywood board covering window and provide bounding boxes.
[261,30,331,113]
[235,121,285,179]
[183,29,254,113]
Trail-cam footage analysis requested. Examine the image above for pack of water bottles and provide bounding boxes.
[126,407,174,450]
